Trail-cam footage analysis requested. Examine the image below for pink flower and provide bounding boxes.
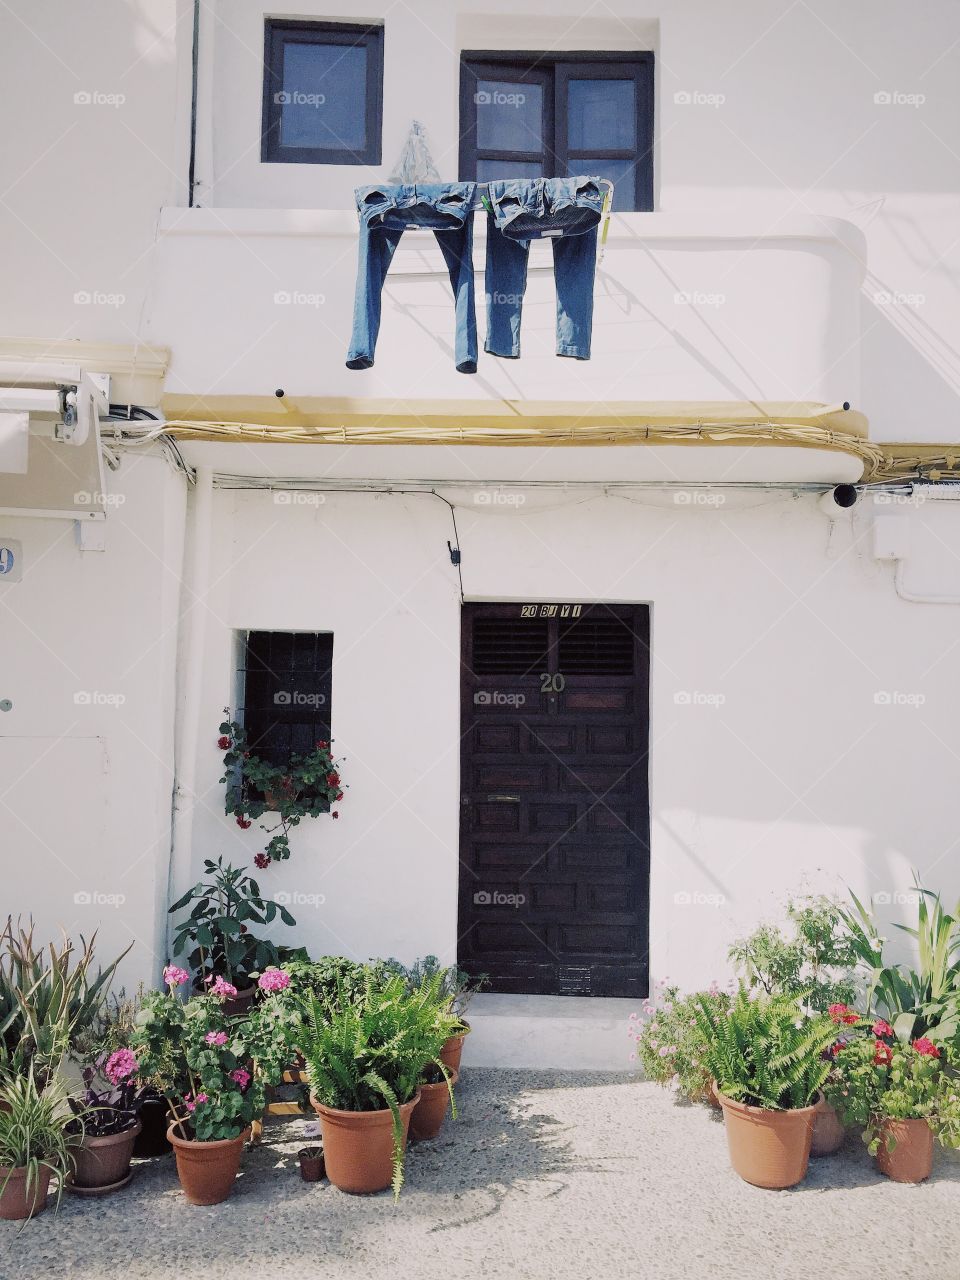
[872,1020,894,1038]
[208,976,238,999]
[104,1048,138,1085]
[658,1046,670,1058]
[182,1091,209,1114]
[163,964,189,989]
[912,1037,941,1058]
[205,1031,228,1046]
[231,1068,251,1090]
[257,968,291,994]
[828,1003,859,1026]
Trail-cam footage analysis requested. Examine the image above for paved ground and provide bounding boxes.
[3,1070,959,1280]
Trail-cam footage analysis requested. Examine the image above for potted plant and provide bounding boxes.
[66,1049,149,1195]
[219,717,346,864]
[131,969,269,1205]
[632,980,730,1105]
[825,1022,960,1182]
[299,972,459,1197]
[409,1064,458,1141]
[297,1146,324,1182]
[388,956,486,1076]
[0,1069,77,1221]
[169,857,297,1013]
[695,986,836,1188]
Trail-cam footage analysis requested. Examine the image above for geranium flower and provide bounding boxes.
[205,1031,228,1046]
[209,976,238,999]
[218,735,232,750]
[183,1092,209,1113]
[231,1068,251,1090]
[163,964,189,989]
[872,1020,894,1038]
[104,1048,138,1084]
[873,1040,893,1067]
[257,968,290,994]
[254,853,270,869]
[912,1037,941,1058]
[236,816,252,830]
[828,1003,858,1026]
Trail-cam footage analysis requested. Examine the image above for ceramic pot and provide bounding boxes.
[70,1121,141,1195]
[875,1117,934,1183]
[810,1097,845,1157]
[297,1148,325,1182]
[310,1093,420,1194]
[0,1165,52,1220]
[715,1086,817,1189]
[440,1024,470,1074]
[167,1124,250,1206]
[410,1069,458,1141]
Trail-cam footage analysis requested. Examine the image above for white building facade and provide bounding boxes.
[2,0,959,1062]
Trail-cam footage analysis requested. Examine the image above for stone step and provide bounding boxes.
[460,993,638,1071]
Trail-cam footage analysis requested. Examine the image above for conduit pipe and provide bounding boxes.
[166,464,213,964]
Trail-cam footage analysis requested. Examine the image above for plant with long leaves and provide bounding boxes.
[833,878,960,1044]
[0,918,128,1089]
[298,971,461,1198]
[386,955,488,1024]
[169,857,296,990]
[0,1068,79,1221]
[694,985,836,1110]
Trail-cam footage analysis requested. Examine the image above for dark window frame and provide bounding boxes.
[261,19,384,166]
[459,51,654,211]
[238,630,334,767]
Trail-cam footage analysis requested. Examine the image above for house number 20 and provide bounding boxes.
[540,672,566,692]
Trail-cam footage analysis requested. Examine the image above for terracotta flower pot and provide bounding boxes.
[715,1087,817,1189]
[440,1023,470,1074]
[221,984,257,1017]
[167,1124,250,1206]
[410,1069,458,1141]
[134,1098,172,1157]
[310,1092,420,1194]
[297,1147,325,1182]
[810,1097,845,1157]
[0,1165,52,1220]
[70,1121,141,1195]
[875,1117,934,1183]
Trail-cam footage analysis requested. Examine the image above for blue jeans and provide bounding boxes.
[484,177,604,360]
[346,182,478,373]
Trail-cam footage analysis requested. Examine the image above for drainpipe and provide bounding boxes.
[167,465,214,962]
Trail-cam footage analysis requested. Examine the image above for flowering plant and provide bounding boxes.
[632,981,731,1102]
[823,1013,960,1154]
[219,717,345,864]
[67,1048,152,1137]
[130,979,269,1143]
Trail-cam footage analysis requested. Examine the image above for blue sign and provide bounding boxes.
[0,547,15,576]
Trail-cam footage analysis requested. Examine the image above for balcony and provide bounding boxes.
[146,209,871,482]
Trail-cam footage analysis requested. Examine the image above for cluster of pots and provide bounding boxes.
[715,1088,935,1189]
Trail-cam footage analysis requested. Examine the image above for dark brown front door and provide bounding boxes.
[458,602,650,997]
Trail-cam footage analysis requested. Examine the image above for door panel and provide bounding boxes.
[458,602,650,997]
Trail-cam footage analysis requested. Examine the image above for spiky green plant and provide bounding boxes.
[298,971,461,1197]
[694,986,835,1110]
[0,1068,78,1221]
[0,918,128,1088]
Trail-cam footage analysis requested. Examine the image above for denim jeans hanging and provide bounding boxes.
[346,182,478,373]
[484,177,604,360]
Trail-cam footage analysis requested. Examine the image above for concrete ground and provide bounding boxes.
[3,1070,959,1280]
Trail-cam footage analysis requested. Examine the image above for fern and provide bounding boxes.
[695,986,834,1110]
[298,971,461,1197]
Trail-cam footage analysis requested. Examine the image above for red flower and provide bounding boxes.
[332,811,339,820]
[912,1037,941,1058]
[873,1040,893,1067]
[315,740,328,750]
[254,853,270,869]
[828,1003,858,1026]
[218,736,232,750]
[326,771,340,787]
[236,816,252,830]
[872,1020,894,1038]
[831,1040,846,1058]
[335,790,344,801]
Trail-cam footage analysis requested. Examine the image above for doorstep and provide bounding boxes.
[462,994,637,1071]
